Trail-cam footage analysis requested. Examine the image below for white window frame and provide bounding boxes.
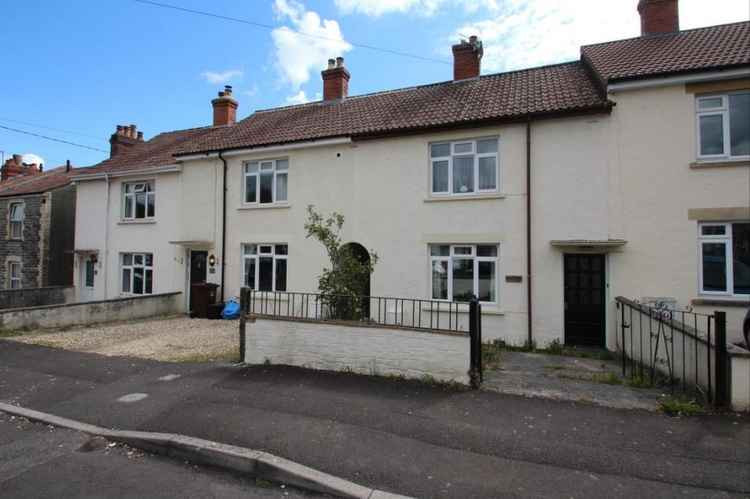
[8,261,21,289]
[430,244,499,304]
[242,158,289,206]
[429,137,499,197]
[8,202,24,240]
[242,243,288,292]
[122,181,155,220]
[696,91,750,161]
[698,222,749,297]
[120,252,154,295]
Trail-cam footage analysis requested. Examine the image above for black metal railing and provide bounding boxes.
[615,296,728,406]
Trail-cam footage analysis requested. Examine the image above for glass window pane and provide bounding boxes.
[432,160,448,193]
[147,194,155,217]
[124,195,133,218]
[430,143,450,158]
[135,193,146,218]
[478,261,496,302]
[478,157,496,190]
[145,182,153,192]
[454,142,472,154]
[125,184,133,193]
[246,162,259,173]
[729,93,750,157]
[477,138,498,154]
[260,172,273,203]
[276,172,288,202]
[477,245,497,257]
[260,161,274,171]
[259,257,273,291]
[698,97,723,109]
[122,268,131,292]
[454,246,472,255]
[123,253,132,266]
[452,258,474,302]
[275,244,288,255]
[430,245,449,256]
[702,242,726,292]
[145,269,153,294]
[431,260,448,300]
[244,258,256,288]
[276,159,289,171]
[145,254,153,266]
[85,261,95,287]
[245,174,257,203]
[134,254,143,265]
[699,114,724,155]
[133,268,144,294]
[701,225,726,236]
[244,244,257,255]
[732,223,750,294]
[452,156,474,193]
[259,245,273,254]
[275,259,287,292]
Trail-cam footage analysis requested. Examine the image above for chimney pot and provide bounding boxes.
[137,131,143,140]
[110,124,142,157]
[327,58,336,69]
[452,35,482,80]
[336,57,344,67]
[12,154,22,164]
[321,56,351,101]
[638,0,679,35]
[66,159,71,172]
[212,87,239,126]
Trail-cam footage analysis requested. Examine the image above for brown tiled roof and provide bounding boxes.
[74,126,217,176]
[176,61,610,155]
[582,21,750,84]
[0,166,75,197]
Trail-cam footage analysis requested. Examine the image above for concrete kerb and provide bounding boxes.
[0,402,412,499]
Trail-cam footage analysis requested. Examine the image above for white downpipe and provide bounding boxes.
[104,173,111,299]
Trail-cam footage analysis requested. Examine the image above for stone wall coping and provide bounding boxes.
[0,291,181,315]
[0,285,73,294]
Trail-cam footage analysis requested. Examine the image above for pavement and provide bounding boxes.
[0,412,321,498]
[1,340,749,499]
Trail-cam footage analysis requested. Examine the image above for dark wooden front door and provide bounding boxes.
[564,254,605,347]
[189,251,208,313]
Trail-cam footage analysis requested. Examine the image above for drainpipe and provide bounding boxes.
[104,173,111,298]
[218,151,228,302]
[526,120,533,346]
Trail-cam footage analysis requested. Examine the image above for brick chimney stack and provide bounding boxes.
[212,85,238,126]
[321,57,350,101]
[109,124,144,157]
[452,35,483,81]
[638,0,679,36]
[1,153,43,182]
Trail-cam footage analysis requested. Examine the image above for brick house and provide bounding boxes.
[0,154,77,289]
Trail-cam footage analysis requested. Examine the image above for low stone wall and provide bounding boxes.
[729,344,750,412]
[0,286,75,310]
[0,292,182,331]
[245,317,470,384]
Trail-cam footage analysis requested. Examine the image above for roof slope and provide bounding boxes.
[75,126,217,176]
[582,21,750,84]
[0,166,75,197]
[177,61,609,155]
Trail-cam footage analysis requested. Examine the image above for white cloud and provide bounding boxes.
[285,90,310,104]
[201,69,243,84]
[450,0,749,74]
[271,0,352,90]
[334,0,501,17]
[243,84,259,97]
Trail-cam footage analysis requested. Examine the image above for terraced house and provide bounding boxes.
[72,0,750,346]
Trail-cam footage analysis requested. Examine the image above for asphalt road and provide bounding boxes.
[1,340,748,499]
[0,412,321,498]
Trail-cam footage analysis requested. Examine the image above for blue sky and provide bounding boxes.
[1,0,747,168]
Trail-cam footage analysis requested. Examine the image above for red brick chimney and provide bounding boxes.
[321,57,350,101]
[452,36,483,81]
[109,124,144,158]
[212,85,238,126]
[1,154,43,182]
[638,0,679,36]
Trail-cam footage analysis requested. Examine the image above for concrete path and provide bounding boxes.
[0,412,320,498]
[482,350,664,410]
[1,340,748,498]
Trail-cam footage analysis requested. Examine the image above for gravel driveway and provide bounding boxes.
[7,316,239,362]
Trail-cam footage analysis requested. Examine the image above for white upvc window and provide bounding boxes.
[8,202,24,239]
[243,159,288,205]
[430,137,499,196]
[121,253,153,295]
[698,222,749,296]
[430,244,498,303]
[122,181,155,220]
[696,91,750,160]
[242,244,287,292]
[8,261,21,289]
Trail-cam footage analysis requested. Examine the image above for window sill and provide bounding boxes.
[420,304,504,315]
[237,203,291,211]
[690,159,750,169]
[692,297,750,307]
[424,193,505,203]
[118,219,156,225]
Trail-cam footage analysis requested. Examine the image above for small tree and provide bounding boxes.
[304,205,379,320]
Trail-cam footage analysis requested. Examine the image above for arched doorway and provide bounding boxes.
[341,242,371,318]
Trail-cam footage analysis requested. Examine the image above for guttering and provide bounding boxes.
[607,67,750,93]
[71,164,182,182]
[176,137,352,162]
[526,120,533,347]
[218,151,228,302]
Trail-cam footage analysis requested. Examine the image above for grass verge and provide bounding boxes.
[659,396,704,416]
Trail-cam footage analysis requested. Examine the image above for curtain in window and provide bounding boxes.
[452,156,474,193]
[730,93,750,156]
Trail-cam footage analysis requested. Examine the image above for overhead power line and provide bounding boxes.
[0,125,109,153]
[133,0,451,65]
[0,117,107,142]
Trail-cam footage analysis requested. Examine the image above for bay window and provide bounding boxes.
[430,138,499,196]
[696,92,750,160]
[121,253,153,295]
[430,244,498,303]
[243,244,287,291]
[244,159,288,205]
[123,181,155,220]
[698,222,749,296]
